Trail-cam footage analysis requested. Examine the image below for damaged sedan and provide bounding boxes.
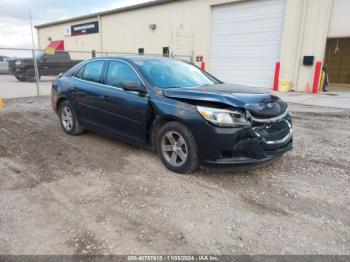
[52,56,292,174]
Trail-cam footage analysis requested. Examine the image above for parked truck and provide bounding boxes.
[8,51,81,82]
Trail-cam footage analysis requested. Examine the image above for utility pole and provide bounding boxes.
[29,10,40,96]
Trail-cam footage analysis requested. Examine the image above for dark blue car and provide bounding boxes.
[52,56,292,173]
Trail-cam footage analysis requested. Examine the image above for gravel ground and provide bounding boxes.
[0,96,349,255]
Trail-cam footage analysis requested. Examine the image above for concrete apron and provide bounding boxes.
[273,91,350,110]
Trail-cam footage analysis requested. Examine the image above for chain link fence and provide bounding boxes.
[0,47,193,99]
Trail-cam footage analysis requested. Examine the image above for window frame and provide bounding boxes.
[73,59,147,94]
[75,65,85,79]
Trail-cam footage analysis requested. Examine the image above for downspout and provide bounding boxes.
[320,0,334,65]
[98,15,103,54]
[292,0,308,91]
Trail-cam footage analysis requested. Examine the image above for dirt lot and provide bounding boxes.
[0,96,349,255]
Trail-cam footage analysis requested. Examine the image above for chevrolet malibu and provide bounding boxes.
[52,56,293,174]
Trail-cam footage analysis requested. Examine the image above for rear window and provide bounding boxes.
[75,66,85,79]
[80,61,104,83]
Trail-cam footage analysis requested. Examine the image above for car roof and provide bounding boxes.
[92,55,178,63]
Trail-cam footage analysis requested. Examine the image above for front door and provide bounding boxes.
[99,60,149,144]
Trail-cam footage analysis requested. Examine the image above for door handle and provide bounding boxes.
[72,87,86,96]
[100,95,109,101]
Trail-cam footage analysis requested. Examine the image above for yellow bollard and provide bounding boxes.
[0,98,4,109]
[319,71,326,92]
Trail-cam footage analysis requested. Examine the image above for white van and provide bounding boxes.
[0,56,9,74]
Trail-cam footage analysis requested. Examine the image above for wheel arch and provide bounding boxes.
[149,115,187,152]
[56,97,67,113]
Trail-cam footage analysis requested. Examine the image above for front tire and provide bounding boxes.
[157,122,198,174]
[58,101,84,135]
[25,68,35,82]
[24,68,41,82]
[14,74,25,81]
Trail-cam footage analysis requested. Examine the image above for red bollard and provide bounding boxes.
[201,61,206,71]
[273,61,280,91]
[312,61,322,94]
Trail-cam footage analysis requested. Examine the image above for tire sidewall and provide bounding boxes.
[14,74,25,81]
[58,101,78,135]
[157,122,198,174]
[25,68,35,82]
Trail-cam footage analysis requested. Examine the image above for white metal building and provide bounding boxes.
[35,0,350,92]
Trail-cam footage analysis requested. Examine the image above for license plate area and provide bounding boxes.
[254,119,292,146]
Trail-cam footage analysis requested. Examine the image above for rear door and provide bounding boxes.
[72,60,108,127]
[44,52,70,75]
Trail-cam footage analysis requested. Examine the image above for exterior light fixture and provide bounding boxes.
[149,24,157,30]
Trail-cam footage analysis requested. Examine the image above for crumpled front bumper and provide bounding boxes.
[193,113,293,170]
[205,137,293,170]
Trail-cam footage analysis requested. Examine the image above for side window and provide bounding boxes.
[106,61,141,88]
[55,52,70,62]
[75,66,85,79]
[0,57,3,62]
[82,61,104,83]
[44,55,53,62]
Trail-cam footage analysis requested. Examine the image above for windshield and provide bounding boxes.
[135,59,219,89]
[35,51,45,60]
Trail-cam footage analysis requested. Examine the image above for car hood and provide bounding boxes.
[162,83,287,118]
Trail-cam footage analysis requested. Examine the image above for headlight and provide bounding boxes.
[15,60,21,66]
[197,106,251,127]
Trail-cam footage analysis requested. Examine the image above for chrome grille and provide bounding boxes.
[254,119,292,145]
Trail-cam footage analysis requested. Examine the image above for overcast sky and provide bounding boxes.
[0,0,153,49]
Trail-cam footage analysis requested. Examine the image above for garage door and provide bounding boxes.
[328,0,350,37]
[210,0,286,88]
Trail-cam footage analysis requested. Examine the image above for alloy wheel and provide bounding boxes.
[61,106,74,131]
[161,131,188,166]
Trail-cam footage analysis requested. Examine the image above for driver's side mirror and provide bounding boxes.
[122,83,146,94]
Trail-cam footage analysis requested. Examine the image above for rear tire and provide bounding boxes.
[157,122,198,174]
[58,100,84,136]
